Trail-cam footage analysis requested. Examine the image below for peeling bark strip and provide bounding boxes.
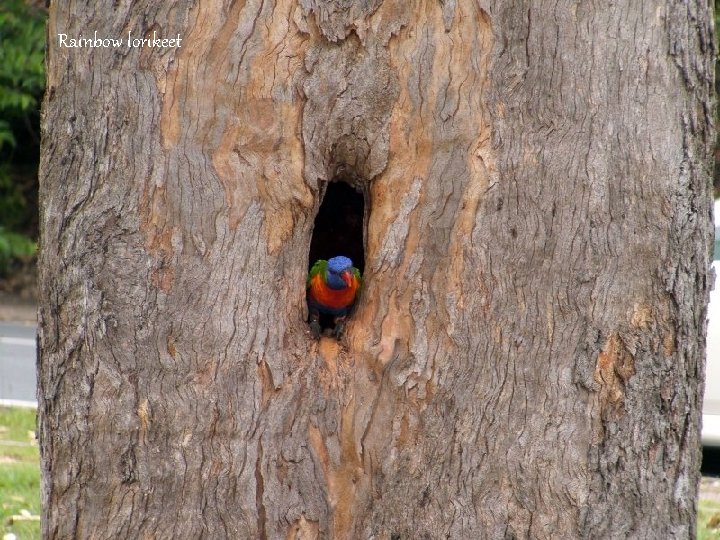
[39,1,713,539]
[594,333,635,418]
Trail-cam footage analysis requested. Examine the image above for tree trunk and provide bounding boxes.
[39,1,714,538]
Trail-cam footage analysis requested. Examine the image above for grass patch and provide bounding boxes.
[0,406,40,539]
[0,406,37,463]
[700,498,720,540]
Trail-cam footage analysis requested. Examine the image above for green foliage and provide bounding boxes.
[0,226,36,276]
[0,0,45,152]
[0,1,44,277]
[0,165,29,229]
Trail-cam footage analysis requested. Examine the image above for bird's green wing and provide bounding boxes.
[351,266,362,300]
[307,259,328,287]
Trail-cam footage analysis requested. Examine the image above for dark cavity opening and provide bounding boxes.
[309,181,365,273]
[308,180,365,332]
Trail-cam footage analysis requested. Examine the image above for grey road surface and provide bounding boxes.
[0,322,37,405]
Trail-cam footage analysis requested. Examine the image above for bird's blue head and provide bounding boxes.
[326,256,353,290]
[328,256,353,273]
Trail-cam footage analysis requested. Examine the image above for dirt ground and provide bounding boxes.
[0,291,36,324]
[702,477,720,503]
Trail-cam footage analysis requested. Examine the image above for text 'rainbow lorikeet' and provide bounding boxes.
[307,256,361,338]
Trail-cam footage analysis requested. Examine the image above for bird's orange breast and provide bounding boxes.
[308,273,359,309]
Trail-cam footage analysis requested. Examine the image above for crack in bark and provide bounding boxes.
[255,439,268,540]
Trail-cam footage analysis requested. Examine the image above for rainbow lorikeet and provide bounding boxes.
[307,256,362,338]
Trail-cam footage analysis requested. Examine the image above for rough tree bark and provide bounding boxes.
[39,1,714,538]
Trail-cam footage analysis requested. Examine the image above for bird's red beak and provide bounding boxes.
[341,270,352,286]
